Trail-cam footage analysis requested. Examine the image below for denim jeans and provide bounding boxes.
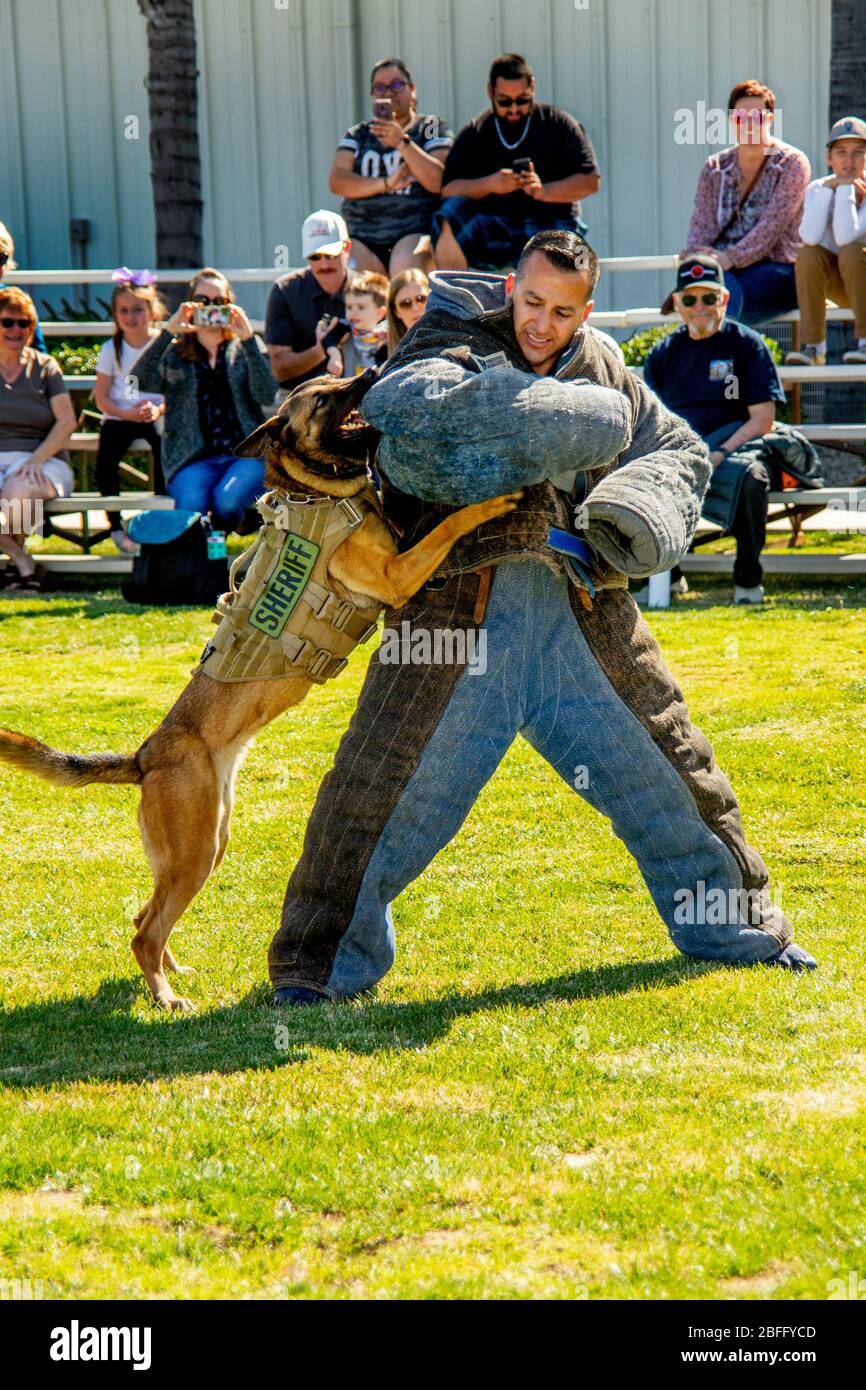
[723,260,798,328]
[167,454,264,530]
[270,561,790,997]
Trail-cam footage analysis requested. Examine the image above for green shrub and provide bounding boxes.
[50,341,100,376]
[622,322,783,368]
[620,324,678,366]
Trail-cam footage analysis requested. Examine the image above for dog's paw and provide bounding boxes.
[156,991,196,1014]
[486,490,524,516]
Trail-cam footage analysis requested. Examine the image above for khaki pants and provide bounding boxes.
[795,241,866,342]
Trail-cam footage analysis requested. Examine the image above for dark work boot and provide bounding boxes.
[764,943,818,971]
[273,986,327,1006]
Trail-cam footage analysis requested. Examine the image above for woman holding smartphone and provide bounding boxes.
[134,268,277,533]
[328,57,454,277]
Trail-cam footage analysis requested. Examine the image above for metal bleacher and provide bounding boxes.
[6,261,866,597]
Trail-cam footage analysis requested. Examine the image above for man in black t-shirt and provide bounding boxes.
[433,52,600,271]
[644,255,790,603]
[329,57,454,277]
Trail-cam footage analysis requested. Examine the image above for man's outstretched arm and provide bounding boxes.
[579,377,711,576]
[360,355,633,504]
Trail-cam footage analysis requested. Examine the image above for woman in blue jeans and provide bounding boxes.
[135,268,278,531]
[680,79,810,326]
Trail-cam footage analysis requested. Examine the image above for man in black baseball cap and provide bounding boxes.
[644,252,820,604]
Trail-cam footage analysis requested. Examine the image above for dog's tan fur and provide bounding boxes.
[0,372,520,1010]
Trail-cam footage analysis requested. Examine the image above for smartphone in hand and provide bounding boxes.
[373,98,393,122]
[192,304,233,328]
[512,158,534,176]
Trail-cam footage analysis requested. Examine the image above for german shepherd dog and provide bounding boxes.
[0,371,520,1011]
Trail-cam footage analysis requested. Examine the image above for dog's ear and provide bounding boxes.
[235,416,289,458]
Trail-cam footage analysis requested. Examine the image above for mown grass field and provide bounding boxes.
[1,567,864,1300]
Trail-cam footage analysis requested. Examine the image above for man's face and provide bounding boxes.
[488,76,535,129]
[371,65,414,121]
[307,245,350,294]
[828,138,866,179]
[674,285,729,339]
[510,252,593,374]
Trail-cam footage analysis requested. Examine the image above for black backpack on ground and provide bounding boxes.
[121,510,230,606]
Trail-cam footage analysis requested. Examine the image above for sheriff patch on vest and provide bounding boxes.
[199,488,381,684]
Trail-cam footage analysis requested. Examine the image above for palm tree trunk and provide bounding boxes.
[137,0,203,295]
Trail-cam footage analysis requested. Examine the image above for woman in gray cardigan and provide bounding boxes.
[135,268,277,531]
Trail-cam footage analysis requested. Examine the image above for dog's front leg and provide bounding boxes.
[329,492,522,609]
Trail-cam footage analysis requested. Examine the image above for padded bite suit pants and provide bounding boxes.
[269,561,793,996]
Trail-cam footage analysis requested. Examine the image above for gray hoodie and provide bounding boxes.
[361,270,710,578]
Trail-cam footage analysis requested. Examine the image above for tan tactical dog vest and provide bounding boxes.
[198,487,382,684]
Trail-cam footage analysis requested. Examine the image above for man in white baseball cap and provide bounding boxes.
[265,210,353,390]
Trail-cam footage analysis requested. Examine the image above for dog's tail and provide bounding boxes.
[0,727,142,787]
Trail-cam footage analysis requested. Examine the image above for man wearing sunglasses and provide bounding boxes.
[433,53,600,272]
[329,58,453,278]
[265,210,354,393]
[644,254,821,605]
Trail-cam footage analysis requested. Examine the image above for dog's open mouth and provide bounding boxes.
[336,407,369,439]
[326,400,379,461]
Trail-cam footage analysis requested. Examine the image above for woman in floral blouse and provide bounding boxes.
[682,79,811,326]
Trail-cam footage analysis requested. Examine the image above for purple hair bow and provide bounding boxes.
[112,266,156,287]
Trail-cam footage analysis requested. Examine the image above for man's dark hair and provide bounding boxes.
[516,231,600,295]
[489,53,534,88]
[370,57,413,89]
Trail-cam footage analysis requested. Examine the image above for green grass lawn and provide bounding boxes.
[1,574,865,1300]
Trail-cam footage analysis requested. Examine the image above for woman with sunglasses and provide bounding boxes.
[0,286,76,593]
[329,58,453,277]
[386,269,429,354]
[681,80,810,327]
[134,268,277,535]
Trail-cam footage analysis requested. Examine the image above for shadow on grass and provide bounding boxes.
[0,595,208,621]
[0,954,717,1090]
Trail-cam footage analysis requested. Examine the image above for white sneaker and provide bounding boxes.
[733,584,765,605]
[632,585,649,604]
[670,575,689,595]
[842,346,866,364]
[784,345,826,366]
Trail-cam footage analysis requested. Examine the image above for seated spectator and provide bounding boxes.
[134,268,277,534]
[265,211,353,394]
[681,80,810,327]
[787,116,866,366]
[433,52,600,272]
[645,255,821,605]
[0,220,47,352]
[325,272,389,377]
[387,268,429,353]
[329,58,453,277]
[94,268,166,554]
[0,287,75,593]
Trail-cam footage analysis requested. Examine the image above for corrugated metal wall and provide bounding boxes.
[0,0,831,318]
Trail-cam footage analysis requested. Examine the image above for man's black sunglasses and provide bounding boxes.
[0,316,32,329]
[494,94,532,108]
[680,291,722,306]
